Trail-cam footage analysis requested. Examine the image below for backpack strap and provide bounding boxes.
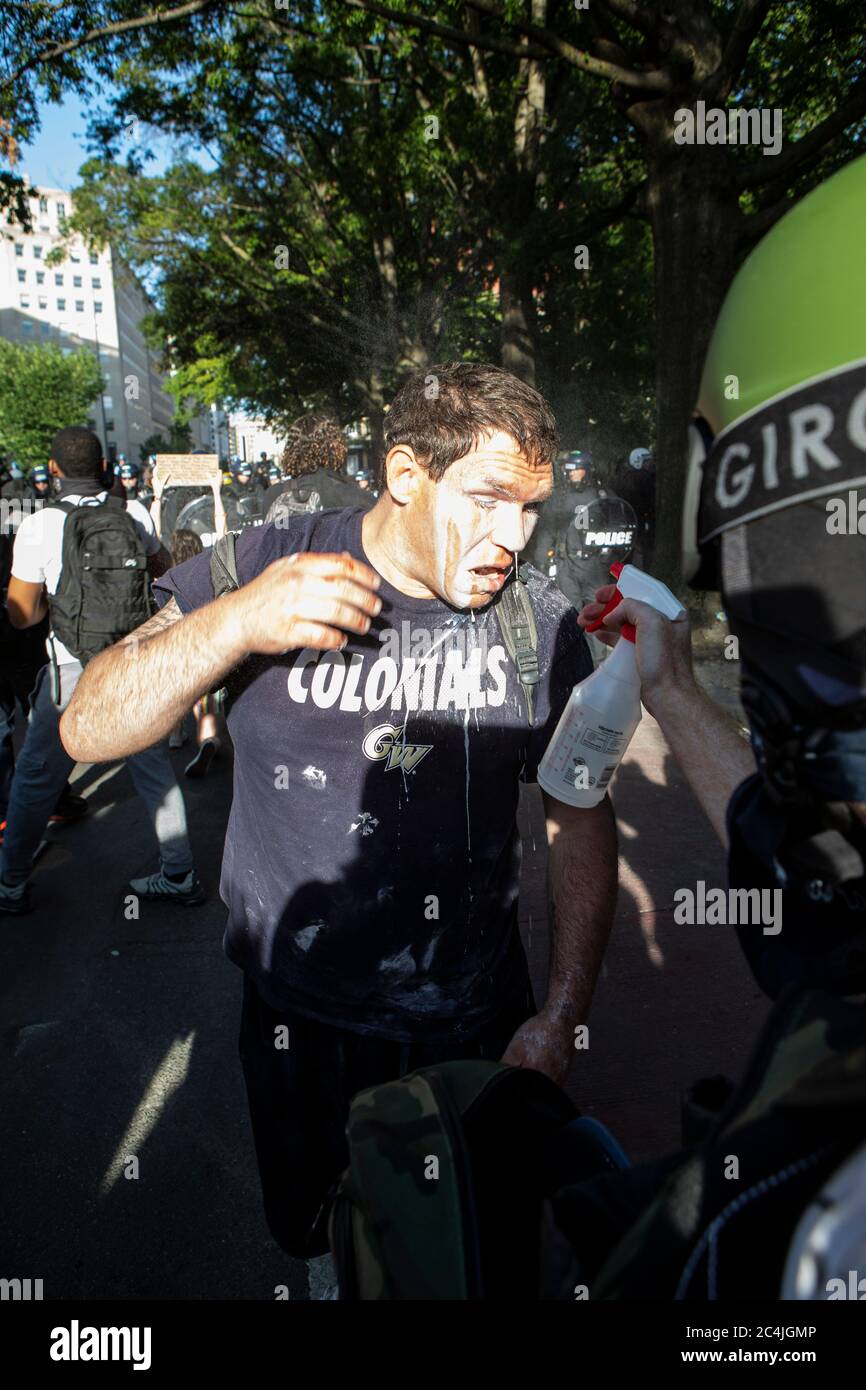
[495,563,540,727]
[210,531,240,598]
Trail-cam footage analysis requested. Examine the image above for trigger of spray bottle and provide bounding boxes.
[536,563,685,808]
[583,562,635,643]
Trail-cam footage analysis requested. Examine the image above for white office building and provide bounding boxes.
[228,412,286,464]
[0,181,211,464]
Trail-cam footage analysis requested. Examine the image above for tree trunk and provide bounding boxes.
[647,147,742,591]
[499,262,538,385]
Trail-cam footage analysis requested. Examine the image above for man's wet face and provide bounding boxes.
[408,431,553,611]
[568,467,587,486]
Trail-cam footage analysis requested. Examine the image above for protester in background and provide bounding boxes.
[0,426,203,914]
[265,415,375,522]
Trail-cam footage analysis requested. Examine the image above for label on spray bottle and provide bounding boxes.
[537,696,630,805]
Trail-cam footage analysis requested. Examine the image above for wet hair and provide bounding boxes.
[279,416,348,479]
[50,426,103,479]
[169,529,203,566]
[383,362,559,485]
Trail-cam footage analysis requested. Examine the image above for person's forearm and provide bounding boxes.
[544,797,618,1027]
[60,597,245,763]
[648,680,756,849]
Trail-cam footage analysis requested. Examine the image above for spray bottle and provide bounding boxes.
[537,563,686,807]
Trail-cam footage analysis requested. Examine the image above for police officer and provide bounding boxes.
[532,451,637,663]
[613,446,656,569]
[28,465,52,503]
[224,458,267,529]
[117,459,145,503]
[354,467,378,499]
[0,463,29,503]
[527,450,594,573]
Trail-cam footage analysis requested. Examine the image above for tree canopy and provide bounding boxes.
[0,339,106,469]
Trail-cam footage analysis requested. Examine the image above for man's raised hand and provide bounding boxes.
[228,551,383,657]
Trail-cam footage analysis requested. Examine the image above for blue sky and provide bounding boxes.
[19,92,182,195]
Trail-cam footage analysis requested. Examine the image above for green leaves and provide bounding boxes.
[0,340,105,468]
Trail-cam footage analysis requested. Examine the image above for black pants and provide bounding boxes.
[238,971,536,1258]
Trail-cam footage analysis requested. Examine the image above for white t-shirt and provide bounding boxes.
[12,492,160,665]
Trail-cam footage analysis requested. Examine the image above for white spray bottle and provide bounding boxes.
[537,563,686,807]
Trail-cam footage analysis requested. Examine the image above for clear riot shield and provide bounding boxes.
[173,491,265,545]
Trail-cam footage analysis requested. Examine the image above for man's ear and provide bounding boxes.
[384,445,423,505]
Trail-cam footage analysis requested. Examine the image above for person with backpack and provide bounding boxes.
[0,427,203,914]
[60,363,617,1292]
[264,415,375,524]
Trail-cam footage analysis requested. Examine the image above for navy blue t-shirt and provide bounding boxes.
[154,507,592,1040]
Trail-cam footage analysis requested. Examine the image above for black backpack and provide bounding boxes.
[48,496,152,664]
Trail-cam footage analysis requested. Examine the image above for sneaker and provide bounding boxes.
[48,790,89,827]
[128,868,206,906]
[185,738,219,780]
[0,875,31,916]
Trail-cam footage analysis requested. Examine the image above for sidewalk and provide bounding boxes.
[517,679,770,1162]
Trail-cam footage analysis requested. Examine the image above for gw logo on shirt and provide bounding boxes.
[362,723,433,773]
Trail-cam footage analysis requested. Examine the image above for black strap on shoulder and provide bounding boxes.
[210,531,240,598]
[495,562,540,727]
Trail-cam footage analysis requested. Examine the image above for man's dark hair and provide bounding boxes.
[383,362,559,486]
[50,426,103,479]
[169,528,203,566]
[279,416,348,479]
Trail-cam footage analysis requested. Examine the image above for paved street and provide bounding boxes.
[0,667,769,1299]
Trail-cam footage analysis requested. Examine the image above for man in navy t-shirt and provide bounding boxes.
[60,362,618,1263]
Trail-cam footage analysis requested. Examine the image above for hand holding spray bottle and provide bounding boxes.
[537,563,686,807]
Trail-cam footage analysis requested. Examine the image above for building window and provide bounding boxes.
[54,273,63,286]
[92,277,101,289]
[89,252,98,265]
[86,418,96,430]
[33,245,42,259]
[38,296,48,309]
[16,268,25,283]
[19,294,30,308]
[40,224,49,233]
[57,201,66,219]
[14,243,23,257]
[94,301,102,314]
[38,196,48,214]
[57,298,66,311]
[73,275,82,287]
[103,395,113,410]
[70,251,80,263]
[75,300,84,312]
[36,271,46,286]
[40,323,50,337]
[105,420,115,432]
[22,322,33,335]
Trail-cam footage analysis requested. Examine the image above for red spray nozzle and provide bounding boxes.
[584,561,636,643]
